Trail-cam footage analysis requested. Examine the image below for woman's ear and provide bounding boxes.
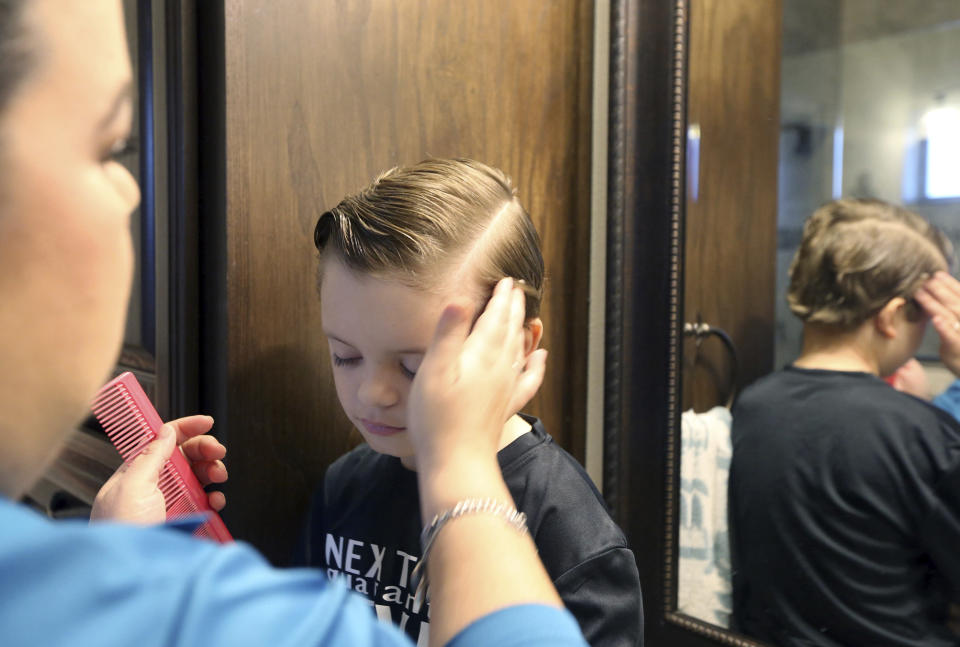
[523,318,544,357]
[875,297,907,339]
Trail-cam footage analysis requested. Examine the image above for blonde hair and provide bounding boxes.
[787,198,953,328]
[314,158,544,317]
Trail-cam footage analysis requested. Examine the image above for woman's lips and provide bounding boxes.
[360,418,406,437]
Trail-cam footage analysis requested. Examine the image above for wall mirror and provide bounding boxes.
[606,0,960,644]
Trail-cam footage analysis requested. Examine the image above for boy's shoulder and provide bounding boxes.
[506,416,630,564]
[505,415,606,504]
[736,367,960,465]
[739,366,916,412]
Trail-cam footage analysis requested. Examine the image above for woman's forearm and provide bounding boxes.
[417,455,562,647]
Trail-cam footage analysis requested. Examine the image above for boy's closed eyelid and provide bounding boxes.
[399,355,422,378]
[331,352,419,378]
[332,354,362,367]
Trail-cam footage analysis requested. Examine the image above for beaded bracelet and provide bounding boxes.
[411,498,529,600]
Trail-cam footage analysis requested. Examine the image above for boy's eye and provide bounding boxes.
[399,355,423,380]
[332,354,361,367]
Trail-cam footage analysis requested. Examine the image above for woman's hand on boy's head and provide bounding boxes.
[916,272,960,376]
[407,278,547,471]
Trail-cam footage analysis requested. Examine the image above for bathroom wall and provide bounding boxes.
[776,0,960,367]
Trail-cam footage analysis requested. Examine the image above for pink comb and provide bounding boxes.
[91,371,232,542]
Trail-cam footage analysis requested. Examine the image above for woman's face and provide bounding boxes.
[0,0,138,496]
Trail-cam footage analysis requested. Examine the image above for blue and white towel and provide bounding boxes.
[678,405,733,627]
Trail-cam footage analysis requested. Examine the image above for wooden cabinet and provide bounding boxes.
[199,1,596,564]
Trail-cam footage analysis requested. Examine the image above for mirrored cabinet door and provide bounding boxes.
[612,1,960,645]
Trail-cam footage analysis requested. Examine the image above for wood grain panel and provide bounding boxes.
[222,0,594,563]
[682,0,782,412]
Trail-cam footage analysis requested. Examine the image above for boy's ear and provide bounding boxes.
[523,318,544,356]
[875,297,907,339]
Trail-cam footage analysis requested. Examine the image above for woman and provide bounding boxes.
[0,2,584,646]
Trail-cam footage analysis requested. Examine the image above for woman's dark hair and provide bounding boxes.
[0,0,34,117]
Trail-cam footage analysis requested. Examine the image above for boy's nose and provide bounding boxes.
[357,370,400,408]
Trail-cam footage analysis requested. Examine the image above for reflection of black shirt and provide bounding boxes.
[295,415,644,647]
[729,367,960,646]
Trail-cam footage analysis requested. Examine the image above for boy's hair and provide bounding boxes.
[787,198,954,329]
[314,158,544,317]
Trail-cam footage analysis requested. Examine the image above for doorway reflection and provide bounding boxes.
[777,0,960,369]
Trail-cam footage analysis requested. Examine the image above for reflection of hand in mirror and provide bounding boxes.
[888,358,932,400]
[916,272,960,377]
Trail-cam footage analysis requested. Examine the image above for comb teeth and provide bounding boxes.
[92,385,155,460]
[159,466,192,510]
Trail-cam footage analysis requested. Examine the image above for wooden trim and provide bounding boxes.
[603,0,626,515]
[605,1,771,644]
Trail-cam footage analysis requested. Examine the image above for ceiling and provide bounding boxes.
[783,0,960,56]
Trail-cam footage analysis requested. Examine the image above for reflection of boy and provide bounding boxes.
[729,199,960,646]
[294,159,643,647]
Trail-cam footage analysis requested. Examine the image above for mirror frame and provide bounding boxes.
[604,1,764,644]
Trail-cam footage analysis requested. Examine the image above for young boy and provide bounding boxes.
[295,158,643,647]
[729,199,960,646]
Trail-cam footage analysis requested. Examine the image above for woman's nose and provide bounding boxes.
[357,368,400,408]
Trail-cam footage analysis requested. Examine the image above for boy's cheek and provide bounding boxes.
[330,374,355,411]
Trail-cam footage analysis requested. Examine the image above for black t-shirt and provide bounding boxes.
[729,366,960,646]
[295,414,643,647]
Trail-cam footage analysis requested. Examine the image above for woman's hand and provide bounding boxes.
[406,278,547,474]
[915,272,960,376]
[405,279,561,646]
[90,415,227,524]
[889,358,932,400]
